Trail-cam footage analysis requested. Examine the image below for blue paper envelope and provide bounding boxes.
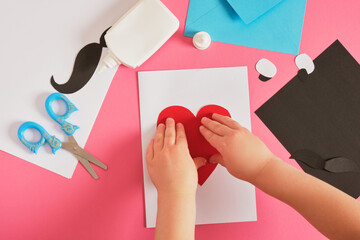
[184,0,307,55]
[227,0,284,24]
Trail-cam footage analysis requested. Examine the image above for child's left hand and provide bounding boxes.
[146,118,206,197]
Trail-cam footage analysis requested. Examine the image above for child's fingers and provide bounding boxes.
[176,123,188,147]
[212,113,242,130]
[164,118,176,146]
[154,123,165,154]
[193,157,207,169]
[146,139,154,163]
[199,125,222,148]
[201,117,231,136]
[209,153,225,166]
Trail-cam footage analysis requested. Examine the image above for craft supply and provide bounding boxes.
[18,93,107,179]
[184,0,307,54]
[290,149,360,173]
[256,40,360,198]
[157,105,231,185]
[45,93,79,135]
[98,0,179,72]
[193,32,211,50]
[19,122,107,179]
[50,28,110,94]
[295,53,315,74]
[256,58,277,81]
[138,67,256,228]
[18,122,61,154]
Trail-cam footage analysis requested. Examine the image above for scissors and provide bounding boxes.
[17,93,107,179]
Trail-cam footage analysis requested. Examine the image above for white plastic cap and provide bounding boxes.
[97,50,122,73]
[193,32,211,50]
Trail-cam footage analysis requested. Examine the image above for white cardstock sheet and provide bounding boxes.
[0,0,138,178]
[138,67,257,227]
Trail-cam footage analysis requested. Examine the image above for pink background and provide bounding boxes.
[1,0,359,239]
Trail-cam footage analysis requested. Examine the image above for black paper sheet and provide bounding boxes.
[255,40,360,198]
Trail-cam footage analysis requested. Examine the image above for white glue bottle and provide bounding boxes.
[98,0,179,72]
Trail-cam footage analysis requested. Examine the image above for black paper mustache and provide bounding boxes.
[290,149,360,173]
[50,27,111,94]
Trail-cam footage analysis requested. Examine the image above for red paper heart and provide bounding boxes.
[157,105,231,185]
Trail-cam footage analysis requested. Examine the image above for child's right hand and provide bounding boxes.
[199,113,276,183]
[201,114,360,240]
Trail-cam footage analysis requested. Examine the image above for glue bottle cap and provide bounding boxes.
[193,32,211,50]
[97,50,122,73]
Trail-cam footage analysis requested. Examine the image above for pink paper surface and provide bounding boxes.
[1,0,359,239]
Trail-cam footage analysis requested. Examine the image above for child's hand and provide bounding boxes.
[146,118,206,196]
[199,113,275,183]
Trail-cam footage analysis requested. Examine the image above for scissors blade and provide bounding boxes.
[76,149,108,170]
[76,155,99,180]
[62,135,108,170]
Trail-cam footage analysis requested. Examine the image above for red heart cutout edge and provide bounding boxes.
[157,105,231,185]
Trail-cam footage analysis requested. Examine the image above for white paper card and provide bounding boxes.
[0,0,137,178]
[138,67,257,227]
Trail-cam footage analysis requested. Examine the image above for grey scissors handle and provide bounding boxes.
[61,135,107,179]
